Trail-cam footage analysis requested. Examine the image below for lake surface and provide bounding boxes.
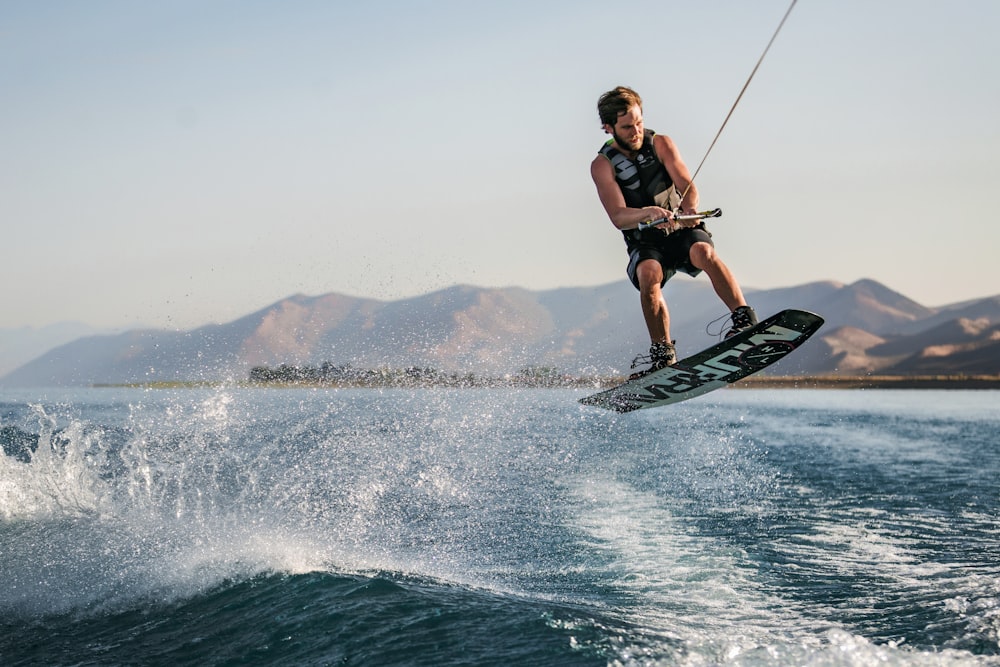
[2,387,998,665]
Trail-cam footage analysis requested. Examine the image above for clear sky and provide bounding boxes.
[3,1,998,330]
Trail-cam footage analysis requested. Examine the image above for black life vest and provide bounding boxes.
[598,129,677,249]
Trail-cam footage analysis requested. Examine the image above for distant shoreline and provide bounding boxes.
[95,375,1000,390]
[732,375,1000,390]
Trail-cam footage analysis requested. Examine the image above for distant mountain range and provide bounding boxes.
[2,279,998,387]
[0,322,117,378]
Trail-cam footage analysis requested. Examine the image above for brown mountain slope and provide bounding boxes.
[3,280,999,386]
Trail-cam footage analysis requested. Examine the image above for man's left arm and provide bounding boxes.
[653,134,699,224]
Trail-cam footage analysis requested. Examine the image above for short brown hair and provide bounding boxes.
[597,86,642,126]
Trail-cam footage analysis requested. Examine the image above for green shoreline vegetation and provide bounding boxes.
[91,363,1000,390]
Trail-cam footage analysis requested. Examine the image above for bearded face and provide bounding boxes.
[607,105,644,153]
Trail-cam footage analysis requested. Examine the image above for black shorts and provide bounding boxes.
[626,224,714,290]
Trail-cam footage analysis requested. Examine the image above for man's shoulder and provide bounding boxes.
[591,151,613,177]
[593,140,617,167]
[649,133,681,163]
[649,131,677,148]
[596,138,616,156]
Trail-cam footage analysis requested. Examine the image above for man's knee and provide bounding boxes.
[636,259,663,287]
[689,241,718,268]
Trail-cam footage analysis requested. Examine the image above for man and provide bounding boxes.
[591,86,757,378]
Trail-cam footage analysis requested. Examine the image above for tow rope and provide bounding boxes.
[680,0,798,203]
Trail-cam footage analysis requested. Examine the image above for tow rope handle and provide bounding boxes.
[637,207,722,232]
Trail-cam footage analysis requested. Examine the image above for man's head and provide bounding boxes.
[598,86,644,152]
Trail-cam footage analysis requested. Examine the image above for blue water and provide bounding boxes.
[1,387,998,666]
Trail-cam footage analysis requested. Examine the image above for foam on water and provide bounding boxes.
[1,390,335,616]
[1,387,998,666]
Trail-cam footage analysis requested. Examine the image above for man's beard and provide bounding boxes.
[612,129,643,153]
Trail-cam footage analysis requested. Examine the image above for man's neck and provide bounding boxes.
[613,140,639,159]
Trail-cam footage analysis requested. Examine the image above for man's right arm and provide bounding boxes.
[590,155,676,232]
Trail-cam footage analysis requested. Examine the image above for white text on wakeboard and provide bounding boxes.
[628,325,805,405]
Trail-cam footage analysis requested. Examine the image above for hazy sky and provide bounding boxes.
[3,1,998,330]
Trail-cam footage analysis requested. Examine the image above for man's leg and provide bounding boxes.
[628,259,678,378]
[689,241,758,336]
[689,241,747,311]
[636,258,670,343]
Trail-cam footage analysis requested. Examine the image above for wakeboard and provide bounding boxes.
[579,309,825,412]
